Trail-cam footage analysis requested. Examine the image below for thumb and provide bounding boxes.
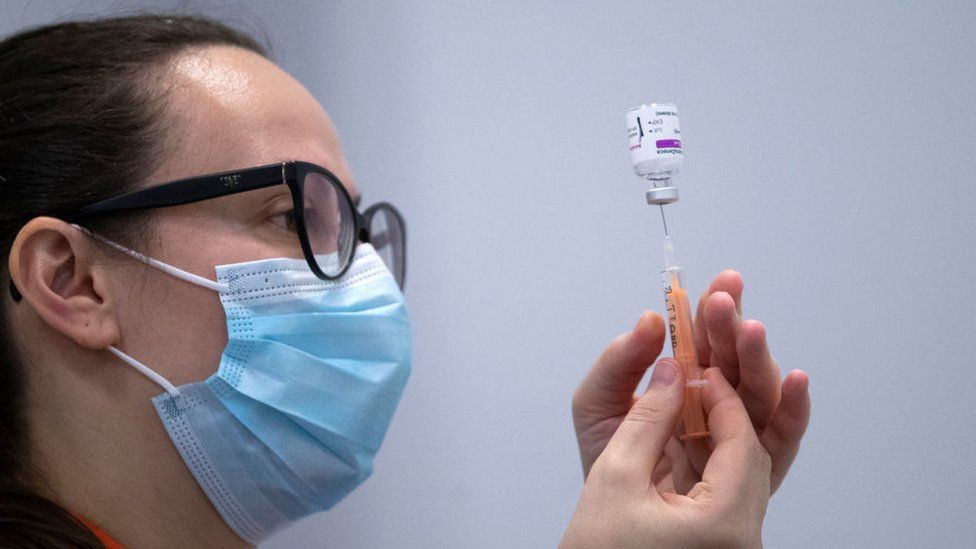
[601,358,684,480]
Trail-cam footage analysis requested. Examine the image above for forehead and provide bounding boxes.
[146,45,356,195]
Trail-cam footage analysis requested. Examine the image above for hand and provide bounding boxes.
[561,364,771,549]
[571,270,810,493]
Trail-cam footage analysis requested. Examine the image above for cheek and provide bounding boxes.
[115,265,229,386]
[168,288,229,384]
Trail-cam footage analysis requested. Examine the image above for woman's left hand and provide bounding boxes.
[571,269,811,494]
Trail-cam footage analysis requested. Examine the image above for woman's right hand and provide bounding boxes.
[559,362,771,549]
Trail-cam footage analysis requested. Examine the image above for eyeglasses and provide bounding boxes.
[74,160,407,288]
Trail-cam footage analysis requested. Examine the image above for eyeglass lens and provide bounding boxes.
[367,205,406,288]
[300,170,405,287]
[301,171,356,277]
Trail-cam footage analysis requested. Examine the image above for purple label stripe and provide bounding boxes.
[656,139,682,148]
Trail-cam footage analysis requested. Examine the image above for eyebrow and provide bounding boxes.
[352,193,362,208]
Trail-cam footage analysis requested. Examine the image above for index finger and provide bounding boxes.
[693,270,743,368]
[574,311,666,414]
[688,368,771,509]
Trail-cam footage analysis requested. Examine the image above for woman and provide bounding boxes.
[0,14,810,548]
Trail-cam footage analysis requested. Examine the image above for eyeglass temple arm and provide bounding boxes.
[76,163,291,216]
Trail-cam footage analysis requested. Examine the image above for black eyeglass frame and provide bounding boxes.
[71,160,405,283]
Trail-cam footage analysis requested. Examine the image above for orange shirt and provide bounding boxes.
[74,514,125,549]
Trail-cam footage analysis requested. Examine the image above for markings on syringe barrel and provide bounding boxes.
[665,294,680,349]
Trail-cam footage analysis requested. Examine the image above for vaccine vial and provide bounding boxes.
[626,103,683,205]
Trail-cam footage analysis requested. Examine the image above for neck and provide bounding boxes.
[25,349,250,548]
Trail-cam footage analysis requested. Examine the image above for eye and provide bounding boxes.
[269,208,298,232]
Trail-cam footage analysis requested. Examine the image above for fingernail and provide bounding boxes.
[650,359,678,387]
[788,369,810,392]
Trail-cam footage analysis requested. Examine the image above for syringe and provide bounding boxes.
[626,103,709,440]
[662,236,709,440]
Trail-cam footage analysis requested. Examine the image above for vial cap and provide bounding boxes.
[646,186,679,205]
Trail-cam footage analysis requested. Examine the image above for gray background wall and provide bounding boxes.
[4,1,975,547]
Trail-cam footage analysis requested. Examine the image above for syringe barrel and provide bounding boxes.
[662,268,709,440]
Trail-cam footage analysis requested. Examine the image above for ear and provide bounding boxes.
[8,217,120,350]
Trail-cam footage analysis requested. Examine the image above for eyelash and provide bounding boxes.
[267,199,322,233]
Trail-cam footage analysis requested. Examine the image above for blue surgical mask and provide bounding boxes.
[80,226,412,543]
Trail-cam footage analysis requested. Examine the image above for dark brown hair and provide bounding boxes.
[0,13,267,547]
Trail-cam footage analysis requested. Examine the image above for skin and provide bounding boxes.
[7,45,360,548]
[571,273,811,490]
[561,365,774,548]
[5,45,810,548]
[565,272,813,546]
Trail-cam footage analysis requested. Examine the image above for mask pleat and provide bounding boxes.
[150,243,411,543]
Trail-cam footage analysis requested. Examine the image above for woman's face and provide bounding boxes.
[104,45,360,390]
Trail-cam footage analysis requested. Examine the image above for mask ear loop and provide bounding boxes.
[108,346,181,397]
[70,223,230,397]
[70,224,229,293]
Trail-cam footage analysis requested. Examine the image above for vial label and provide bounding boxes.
[626,103,683,178]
